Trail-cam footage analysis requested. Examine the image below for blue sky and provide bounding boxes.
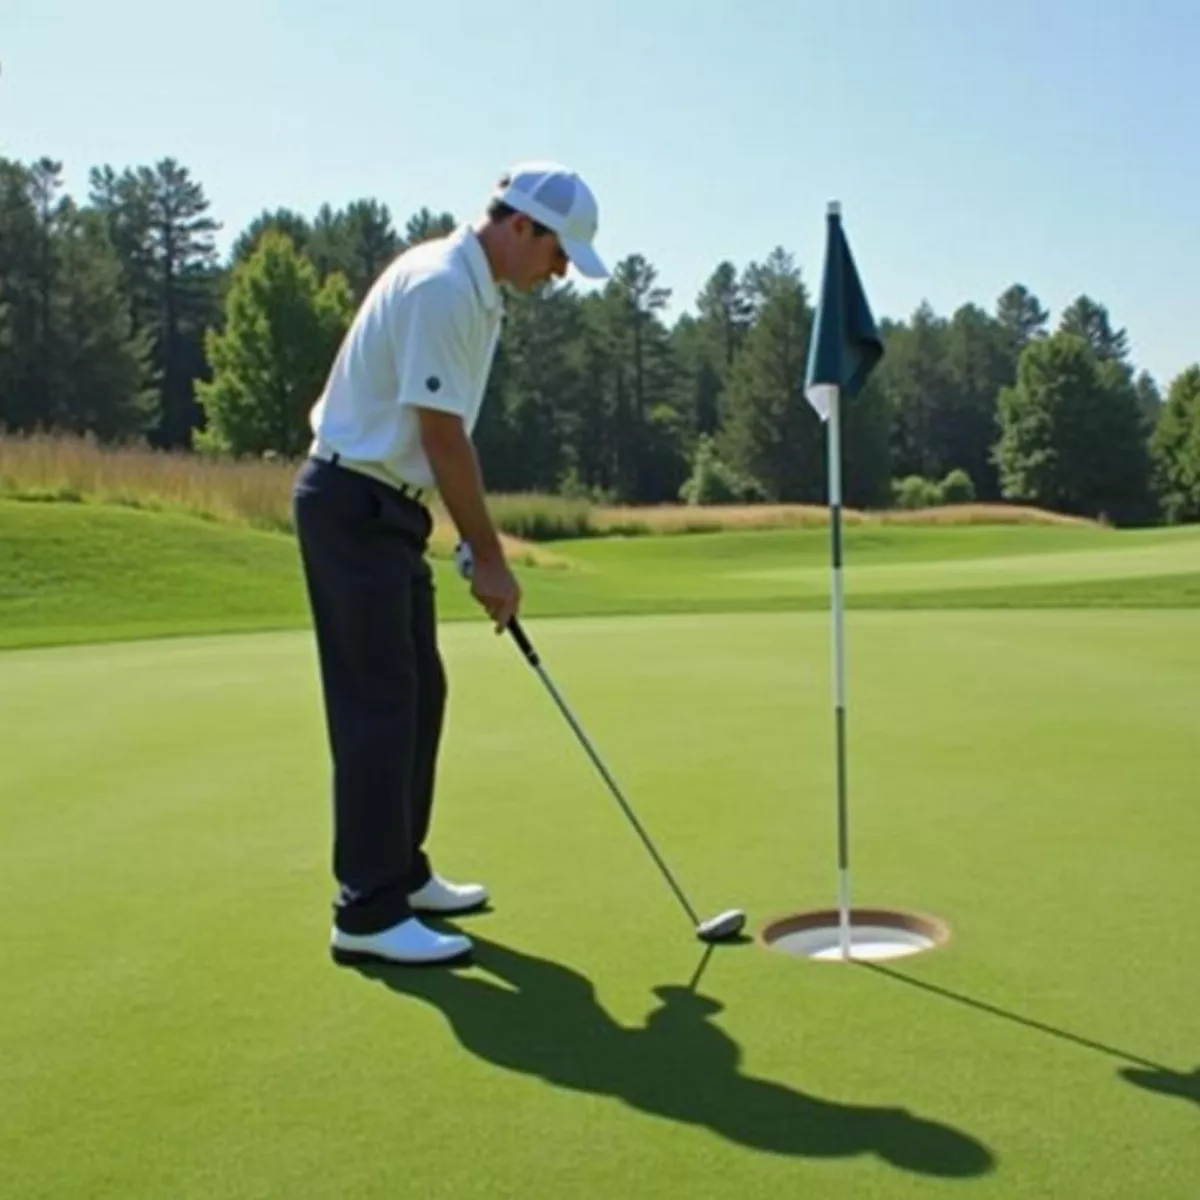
[4,0,1197,389]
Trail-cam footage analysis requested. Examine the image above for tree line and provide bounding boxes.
[2,153,1199,526]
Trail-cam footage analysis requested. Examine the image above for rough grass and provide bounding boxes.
[0,430,1100,545]
[0,430,296,531]
[590,501,1099,534]
[0,432,568,568]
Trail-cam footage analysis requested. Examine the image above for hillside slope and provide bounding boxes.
[2,499,1199,650]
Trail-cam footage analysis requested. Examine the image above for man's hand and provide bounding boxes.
[469,552,521,633]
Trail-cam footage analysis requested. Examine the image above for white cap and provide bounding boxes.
[492,161,608,279]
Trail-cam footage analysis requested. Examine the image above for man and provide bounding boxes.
[292,162,608,967]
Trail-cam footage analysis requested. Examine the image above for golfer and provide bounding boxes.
[292,163,608,967]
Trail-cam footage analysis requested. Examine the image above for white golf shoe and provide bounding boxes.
[408,873,490,915]
[330,916,472,967]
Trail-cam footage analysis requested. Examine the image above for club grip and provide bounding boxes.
[507,618,539,666]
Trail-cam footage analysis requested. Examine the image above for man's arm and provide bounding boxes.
[418,407,502,563]
[418,407,520,630]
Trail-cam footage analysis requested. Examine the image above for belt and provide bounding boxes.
[311,443,426,503]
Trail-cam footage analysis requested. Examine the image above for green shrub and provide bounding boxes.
[939,468,977,504]
[679,436,763,505]
[892,475,943,509]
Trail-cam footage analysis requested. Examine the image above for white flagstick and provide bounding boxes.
[827,382,852,960]
[805,377,851,960]
[807,198,872,963]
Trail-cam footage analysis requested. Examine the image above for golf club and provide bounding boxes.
[455,542,746,944]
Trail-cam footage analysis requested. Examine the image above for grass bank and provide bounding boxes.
[2,498,1197,651]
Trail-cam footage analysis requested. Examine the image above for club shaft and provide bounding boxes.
[528,658,701,928]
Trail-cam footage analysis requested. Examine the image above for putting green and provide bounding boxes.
[528,523,1200,614]
[2,612,1196,1198]
[737,530,1200,590]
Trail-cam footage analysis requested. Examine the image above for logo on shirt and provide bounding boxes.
[426,376,441,393]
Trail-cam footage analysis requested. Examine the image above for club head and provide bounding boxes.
[696,909,747,943]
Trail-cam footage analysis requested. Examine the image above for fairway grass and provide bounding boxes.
[2,613,1197,1199]
[2,499,1200,650]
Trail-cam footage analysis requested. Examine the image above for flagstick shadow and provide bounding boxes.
[348,934,996,1179]
[861,963,1197,1108]
[1118,1065,1200,1107]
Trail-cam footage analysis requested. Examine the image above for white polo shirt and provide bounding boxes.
[308,224,504,491]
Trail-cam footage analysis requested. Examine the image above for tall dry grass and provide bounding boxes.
[0,431,298,530]
[590,501,1099,533]
[0,431,576,567]
[0,431,1096,551]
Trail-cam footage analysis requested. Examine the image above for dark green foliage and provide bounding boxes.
[0,158,154,439]
[996,333,1153,525]
[679,435,763,505]
[1,153,1191,520]
[88,157,222,448]
[719,249,815,501]
[195,233,353,458]
[939,468,977,504]
[1150,366,1200,523]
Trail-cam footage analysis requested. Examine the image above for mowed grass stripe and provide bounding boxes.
[737,534,1200,591]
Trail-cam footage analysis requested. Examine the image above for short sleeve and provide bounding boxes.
[394,277,477,418]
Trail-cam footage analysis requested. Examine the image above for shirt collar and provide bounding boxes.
[455,225,503,315]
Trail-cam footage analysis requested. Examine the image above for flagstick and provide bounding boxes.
[827,379,852,960]
[806,197,881,964]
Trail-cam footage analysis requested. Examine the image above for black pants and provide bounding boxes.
[292,456,446,934]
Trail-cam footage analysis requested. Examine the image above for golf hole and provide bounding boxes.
[757,907,950,962]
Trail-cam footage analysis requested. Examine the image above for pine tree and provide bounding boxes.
[996,333,1152,524]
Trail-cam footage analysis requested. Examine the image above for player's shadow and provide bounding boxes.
[863,964,1198,1111]
[349,934,996,1179]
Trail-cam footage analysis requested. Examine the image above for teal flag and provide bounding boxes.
[804,203,884,419]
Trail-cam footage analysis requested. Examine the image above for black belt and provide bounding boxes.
[319,450,426,503]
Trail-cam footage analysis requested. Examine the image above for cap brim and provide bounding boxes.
[560,236,608,279]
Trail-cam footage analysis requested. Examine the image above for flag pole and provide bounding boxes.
[804,198,883,962]
[825,201,852,959]
[827,367,852,961]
